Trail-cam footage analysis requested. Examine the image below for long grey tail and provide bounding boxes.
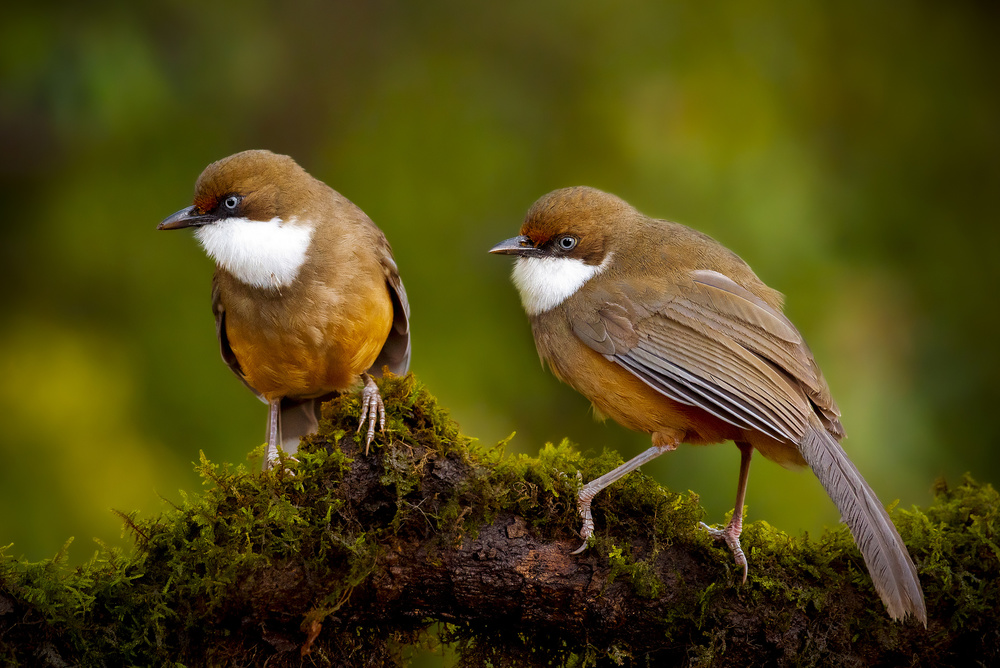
[799,425,927,625]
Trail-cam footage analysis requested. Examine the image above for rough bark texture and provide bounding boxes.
[0,374,996,667]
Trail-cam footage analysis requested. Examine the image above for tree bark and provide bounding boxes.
[0,374,996,667]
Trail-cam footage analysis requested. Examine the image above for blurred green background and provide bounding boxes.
[1,0,997,583]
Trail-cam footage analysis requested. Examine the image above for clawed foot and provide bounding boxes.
[699,520,748,583]
[357,375,386,455]
[265,442,280,470]
[567,445,676,555]
[264,447,299,474]
[570,477,598,555]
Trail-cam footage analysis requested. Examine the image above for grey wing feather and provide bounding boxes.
[573,303,634,355]
[617,349,785,439]
[689,270,802,343]
[688,270,841,431]
[574,319,616,355]
[572,270,834,444]
[368,254,411,376]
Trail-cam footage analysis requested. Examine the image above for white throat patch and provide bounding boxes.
[195,217,314,290]
[512,253,612,316]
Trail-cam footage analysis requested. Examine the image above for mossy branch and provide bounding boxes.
[1,374,997,666]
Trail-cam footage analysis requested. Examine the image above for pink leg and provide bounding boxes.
[700,441,753,582]
[263,399,281,471]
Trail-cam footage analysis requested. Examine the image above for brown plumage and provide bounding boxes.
[159,150,410,468]
[491,186,925,625]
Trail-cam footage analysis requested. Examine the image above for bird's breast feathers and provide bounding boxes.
[196,217,314,290]
[512,253,614,316]
[225,302,393,400]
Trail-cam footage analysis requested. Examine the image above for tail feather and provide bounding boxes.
[277,395,329,456]
[799,426,927,625]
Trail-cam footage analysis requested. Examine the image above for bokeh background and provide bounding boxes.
[2,0,997,589]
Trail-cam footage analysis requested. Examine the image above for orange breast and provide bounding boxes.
[224,283,394,402]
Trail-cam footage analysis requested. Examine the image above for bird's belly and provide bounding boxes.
[225,294,394,401]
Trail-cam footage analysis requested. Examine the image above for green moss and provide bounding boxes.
[604,542,664,599]
[1,375,998,666]
[904,476,1000,630]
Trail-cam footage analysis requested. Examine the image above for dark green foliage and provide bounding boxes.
[0,374,997,666]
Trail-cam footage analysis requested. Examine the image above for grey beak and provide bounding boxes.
[157,205,216,230]
[489,235,543,256]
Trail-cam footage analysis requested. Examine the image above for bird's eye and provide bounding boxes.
[223,195,240,211]
[558,236,578,251]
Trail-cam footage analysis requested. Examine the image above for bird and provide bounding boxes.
[490,186,926,624]
[158,149,410,470]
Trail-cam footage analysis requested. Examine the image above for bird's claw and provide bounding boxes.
[699,521,748,583]
[265,443,281,470]
[264,450,299,475]
[570,485,598,555]
[357,376,386,455]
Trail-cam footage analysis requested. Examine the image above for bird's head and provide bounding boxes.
[158,150,320,290]
[157,150,318,231]
[490,186,632,315]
